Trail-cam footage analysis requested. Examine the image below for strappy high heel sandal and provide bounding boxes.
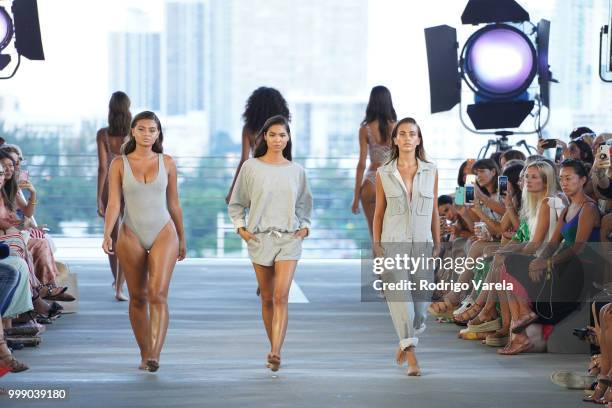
[584,375,610,403]
[0,341,29,373]
[146,359,160,372]
[454,302,484,325]
[39,284,75,302]
[510,311,538,334]
[267,353,280,372]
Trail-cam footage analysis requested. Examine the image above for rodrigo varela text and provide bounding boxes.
[372,279,514,292]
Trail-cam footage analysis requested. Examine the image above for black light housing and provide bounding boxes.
[425,0,553,132]
[0,0,44,78]
[461,0,529,25]
[12,0,44,60]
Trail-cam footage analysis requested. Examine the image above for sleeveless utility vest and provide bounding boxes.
[377,158,437,243]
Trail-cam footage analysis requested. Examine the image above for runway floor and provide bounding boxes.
[1,259,589,408]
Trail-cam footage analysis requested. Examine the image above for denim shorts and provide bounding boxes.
[247,230,303,266]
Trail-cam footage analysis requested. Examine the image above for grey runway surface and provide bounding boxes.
[2,260,587,408]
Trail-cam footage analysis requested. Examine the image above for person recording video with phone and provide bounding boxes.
[465,159,505,239]
[591,136,612,241]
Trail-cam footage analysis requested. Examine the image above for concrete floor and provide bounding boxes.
[1,260,590,408]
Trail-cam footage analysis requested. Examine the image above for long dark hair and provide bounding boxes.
[362,85,396,145]
[560,158,589,188]
[386,117,428,164]
[457,160,471,187]
[503,162,524,211]
[0,150,18,211]
[253,115,292,161]
[242,87,291,134]
[107,91,132,137]
[121,111,164,155]
[472,158,501,195]
[569,139,594,164]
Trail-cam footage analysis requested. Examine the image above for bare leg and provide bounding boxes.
[146,222,179,367]
[270,260,297,359]
[253,263,275,346]
[599,304,612,401]
[111,221,127,301]
[498,291,532,355]
[108,221,119,284]
[116,223,149,369]
[359,181,376,242]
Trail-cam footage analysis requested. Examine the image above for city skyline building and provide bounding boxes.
[163,0,208,115]
[208,0,369,158]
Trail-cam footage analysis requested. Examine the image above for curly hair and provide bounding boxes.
[242,87,291,134]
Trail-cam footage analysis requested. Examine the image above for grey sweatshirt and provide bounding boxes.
[228,158,313,233]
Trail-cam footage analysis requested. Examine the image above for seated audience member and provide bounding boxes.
[583,303,612,404]
[0,243,28,385]
[500,150,527,169]
[490,152,503,170]
[455,160,563,353]
[504,160,599,354]
[452,163,525,330]
[457,159,476,187]
[570,126,596,141]
[438,195,472,241]
[0,149,73,302]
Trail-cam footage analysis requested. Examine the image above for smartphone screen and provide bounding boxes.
[465,185,474,204]
[541,139,557,149]
[454,186,465,206]
[554,146,563,163]
[498,176,508,195]
[19,170,29,183]
[599,145,611,162]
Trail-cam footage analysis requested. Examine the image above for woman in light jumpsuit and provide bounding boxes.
[373,117,440,376]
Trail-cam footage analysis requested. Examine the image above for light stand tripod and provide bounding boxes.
[477,130,537,159]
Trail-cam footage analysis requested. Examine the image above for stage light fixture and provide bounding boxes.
[425,0,554,134]
[600,0,612,83]
[0,0,45,79]
[0,7,13,51]
[463,24,536,99]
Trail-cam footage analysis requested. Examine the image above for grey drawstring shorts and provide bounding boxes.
[247,230,303,266]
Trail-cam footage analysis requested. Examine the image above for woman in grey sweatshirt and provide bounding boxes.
[228,115,313,372]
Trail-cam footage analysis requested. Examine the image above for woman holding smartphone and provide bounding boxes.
[228,115,312,372]
[372,117,440,376]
